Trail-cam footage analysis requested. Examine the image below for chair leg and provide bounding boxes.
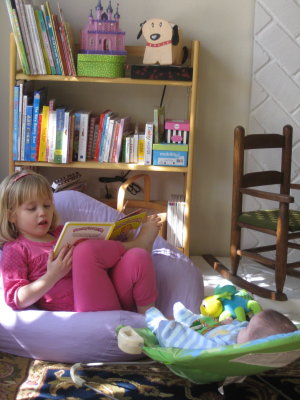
[274,240,288,295]
[230,225,241,275]
[274,204,289,295]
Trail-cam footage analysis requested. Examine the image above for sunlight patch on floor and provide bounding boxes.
[191,255,300,324]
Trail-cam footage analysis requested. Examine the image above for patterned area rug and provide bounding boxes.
[1,351,300,399]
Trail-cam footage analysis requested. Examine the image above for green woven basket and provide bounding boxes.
[77,53,126,78]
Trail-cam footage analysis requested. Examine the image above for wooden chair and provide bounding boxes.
[203,125,300,301]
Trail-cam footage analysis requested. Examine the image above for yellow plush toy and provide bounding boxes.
[200,285,262,322]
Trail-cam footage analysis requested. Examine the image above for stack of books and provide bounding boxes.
[12,85,170,166]
[167,194,186,248]
[5,0,76,75]
[12,86,135,164]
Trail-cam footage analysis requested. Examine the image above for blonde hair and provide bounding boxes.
[0,170,59,245]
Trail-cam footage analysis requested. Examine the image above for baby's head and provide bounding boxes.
[0,170,59,243]
[237,309,297,344]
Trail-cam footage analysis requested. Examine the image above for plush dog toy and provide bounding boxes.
[137,18,188,65]
[200,285,262,322]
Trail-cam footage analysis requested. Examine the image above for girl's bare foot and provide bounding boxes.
[123,214,161,252]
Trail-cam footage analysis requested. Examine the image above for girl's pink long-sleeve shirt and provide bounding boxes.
[1,226,74,311]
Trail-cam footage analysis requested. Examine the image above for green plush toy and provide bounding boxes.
[200,284,262,322]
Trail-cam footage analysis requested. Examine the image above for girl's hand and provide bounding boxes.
[46,245,73,282]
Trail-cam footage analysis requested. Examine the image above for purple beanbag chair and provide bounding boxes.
[0,191,204,363]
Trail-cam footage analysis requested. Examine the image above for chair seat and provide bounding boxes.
[238,209,300,232]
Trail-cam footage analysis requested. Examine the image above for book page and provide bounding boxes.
[109,211,147,242]
[54,221,115,256]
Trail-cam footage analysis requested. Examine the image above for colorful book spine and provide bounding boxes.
[52,14,68,75]
[110,120,121,163]
[61,110,71,163]
[17,81,24,160]
[111,116,131,163]
[109,119,120,162]
[86,115,98,160]
[35,113,42,160]
[78,112,90,162]
[53,107,65,163]
[12,85,20,160]
[144,122,154,165]
[47,110,57,162]
[68,113,75,162]
[23,2,41,74]
[5,0,30,74]
[132,130,139,163]
[38,105,49,161]
[14,0,36,74]
[125,134,132,163]
[57,3,76,75]
[34,10,52,75]
[153,105,165,143]
[20,94,29,160]
[36,8,56,74]
[72,112,81,161]
[103,116,117,162]
[24,104,33,161]
[93,110,110,161]
[45,1,64,74]
[57,20,72,75]
[42,3,62,75]
[138,134,145,164]
[25,3,47,74]
[30,88,46,161]
[91,119,99,159]
[99,112,114,162]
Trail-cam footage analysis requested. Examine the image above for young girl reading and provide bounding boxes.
[0,170,161,314]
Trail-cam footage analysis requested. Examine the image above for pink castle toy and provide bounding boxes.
[80,1,126,55]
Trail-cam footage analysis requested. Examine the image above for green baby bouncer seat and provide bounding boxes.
[116,284,300,386]
[117,324,300,385]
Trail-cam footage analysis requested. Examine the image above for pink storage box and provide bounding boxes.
[164,119,190,131]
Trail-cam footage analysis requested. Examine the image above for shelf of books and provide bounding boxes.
[7,0,199,255]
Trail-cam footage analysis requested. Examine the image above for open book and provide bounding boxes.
[53,210,146,256]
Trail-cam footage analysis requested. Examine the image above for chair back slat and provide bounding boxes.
[242,171,283,188]
[244,134,285,149]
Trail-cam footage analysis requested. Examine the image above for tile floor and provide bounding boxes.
[191,256,300,325]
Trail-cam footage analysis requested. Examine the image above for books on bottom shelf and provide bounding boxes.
[12,94,171,165]
[167,194,186,248]
[53,209,146,256]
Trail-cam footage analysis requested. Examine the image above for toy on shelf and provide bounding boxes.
[165,119,190,144]
[137,18,187,65]
[200,284,262,322]
[77,1,127,78]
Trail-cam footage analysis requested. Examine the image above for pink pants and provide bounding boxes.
[72,239,157,312]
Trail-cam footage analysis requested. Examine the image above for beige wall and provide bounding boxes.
[0,0,255,256]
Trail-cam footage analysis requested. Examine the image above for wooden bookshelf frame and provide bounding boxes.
[8,33,200,256]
